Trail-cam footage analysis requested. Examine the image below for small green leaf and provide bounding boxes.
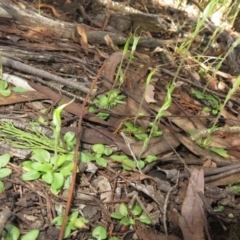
[128,218,135,225]
[0,168,12,178]
[22,161,34,171]
[92,226,107,240]
[31,162,52,172]
[0,181,5,192]
[0,89,11,97]
[110,212,123,219]
[138,214,152,224]
[131,204,142,216]
[73,218,88,229]
[63,225,71,239]
[96,157,107,167]
[0,80,8,90]
[119,203,128,217]
[21,229,39,240]
[64,131,75,143]
[145,155,157,163]
[56,154,68,168]
[111,155,129,161]
[135,133,148,141]
[80,152,93,163]
[92,144,105,155]
[12,86,27,93]
[52,215,63,226]
[32,149,51,163]
[51,172,64,190]
[103,146,113,156]
[137,160,145,169]
[120,216,130,226]
[2,224,20,240]
[22,170,41,181]
[209,147,228,158]
[0,153,10,168]
[42,171,53,184]
[122,159,136,171]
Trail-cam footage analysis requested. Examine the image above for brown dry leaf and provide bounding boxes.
[22,26,56,40]
[92,176,111,202]
[102,51,130,89]
[203,157,217,168]
[104,34,116,51]
[37,4,67,18]
[0,91,47,106]
[145,84,157,103]
[76,24,89,54]
[179,168,206,240]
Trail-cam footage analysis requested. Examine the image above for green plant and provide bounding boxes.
[89,90,125,120]
[0,153,12,192]
[191,88,221,115]
[139,83,175,158]
[110,203,151,226]
[21,101,77,194]
[21,149,74,194]
[81,143,113,168]
[52,211,88,239]
[1,224,39,240]
[214,205,225,212]
[91,226,107,240]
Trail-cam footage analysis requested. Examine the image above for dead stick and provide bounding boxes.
[58,63,106,240]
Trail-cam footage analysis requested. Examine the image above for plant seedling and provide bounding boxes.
[110,203,151,226]
[1,224,39,240]
[0,153,12,192]
[52,211,88,239]
[89,90,125,120]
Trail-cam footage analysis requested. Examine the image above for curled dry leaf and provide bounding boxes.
[145,84,157,104]
[37,4,67,18]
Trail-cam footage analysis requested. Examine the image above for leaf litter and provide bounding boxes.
[0,0,240,239]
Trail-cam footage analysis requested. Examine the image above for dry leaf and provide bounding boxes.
[179,168,206,240]
[76,24,89,54]
[37,4,67,18]
[145,84,157,103]
[104,34,116,51]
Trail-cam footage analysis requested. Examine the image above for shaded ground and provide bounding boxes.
[0,0,240,239]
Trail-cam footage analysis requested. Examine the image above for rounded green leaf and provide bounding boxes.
[31,162,52,172]
[0,89,11,97]
[138,214,152,224]
[110,212,123,219]
[3,224,20,240]
[92,226,107,239]
[52,215,63,226]
[0,153,10,168]
[22,161,34,171]
[42,171,53,184]
[119,203,128,217]
[144,155,157,163]
[103,147,113,156]
[96,157,107,168]
[131,204,142,216]
[64,131,75,143]
[92,144,105,155]
[51,172,64,190]
[21,229,39,240]
[80,152,93,163]
[32,149,50,163]
[0,168,12,178]
[22,170,41,181]
[120,216,130,226]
